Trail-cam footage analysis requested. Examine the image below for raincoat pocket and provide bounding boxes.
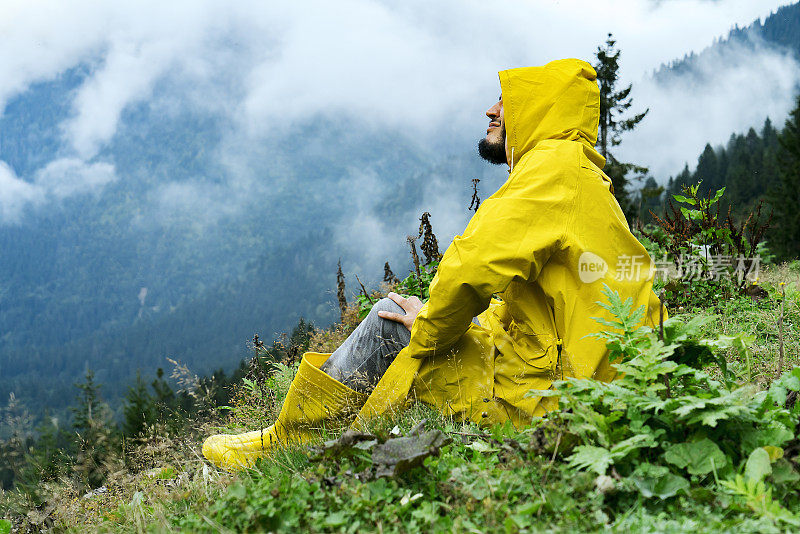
[492,336,557,425]
[506,321,557,373]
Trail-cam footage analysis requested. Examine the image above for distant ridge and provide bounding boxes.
[653,1,800,81]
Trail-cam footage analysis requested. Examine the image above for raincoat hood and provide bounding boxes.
[500,58,605,170]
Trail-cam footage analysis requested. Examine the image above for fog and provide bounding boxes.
[618,35,800,180]
[0,0,796,261]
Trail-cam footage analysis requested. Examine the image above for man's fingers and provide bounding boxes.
[377,310,407,324]
[387,291,410,310]
[382,293,417,333]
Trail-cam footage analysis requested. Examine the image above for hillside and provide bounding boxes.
[654,1,800,81]
[2,237,798,531]
[2,1,799,429]
[0,66,501,420]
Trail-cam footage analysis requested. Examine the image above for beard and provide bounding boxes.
[477,126,507,165]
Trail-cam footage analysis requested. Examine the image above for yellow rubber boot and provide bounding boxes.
[202,353,368,469]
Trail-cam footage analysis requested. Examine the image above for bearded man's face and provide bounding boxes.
[478,97,507,165]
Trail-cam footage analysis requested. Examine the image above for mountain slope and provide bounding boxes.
[654,1,800,81]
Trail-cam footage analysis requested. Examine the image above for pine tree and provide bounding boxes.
[151,368,177,415]
[762,117,778,148]
[72,369,99,436]
[694,144,720,195]
[725,133,752,214]
[666,117,782,224]
[669,164,692,196]
[594,33,649,220]
[636,176,664,223]
[761,118,780,202]
[745,127,764,200]
[768,94,800,260]
[72,370,120,488]
[289,318,314,351]
[122,372,156,438]
[0,393,33,490]
[336,260,347,322]
[18,412,71,491]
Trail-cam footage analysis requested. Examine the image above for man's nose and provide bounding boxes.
[486,102,501,119]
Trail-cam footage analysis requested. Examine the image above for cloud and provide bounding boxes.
[333,168,402,281]
[64,42,174,158]
[0,0,796,229]
[152,180,241,226]
[0,158,116,223]
[0,162,44,223]
[3,0,791,144]
[34,158,116,198]
[238,0,482,138]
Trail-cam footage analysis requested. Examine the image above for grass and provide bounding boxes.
[684,262,800,387]
[2,262,799,533]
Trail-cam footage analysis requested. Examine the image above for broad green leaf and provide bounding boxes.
[0,520,10,534]
[663,439,726,475]
[324,512,348,527]
[227,483,246,499]
[745,448,772,482]
[766,383,788,406]
[672,194,695,205]
[771,458,800,485]
[610,432,659,456]
[790,368,800,390]
[632,471,690,499]
[525,388,560,398]
[371,430,451,478]
[568,445,614,475]
[681,208,703,221]
[778,368,800,392]
[711,187,726,203]
[746,425,794,450]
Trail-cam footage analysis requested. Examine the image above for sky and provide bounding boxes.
[0,0,797,234]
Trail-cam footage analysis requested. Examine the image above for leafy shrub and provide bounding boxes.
[355,261,439,320]
[531,284,800,526]
[641,182,771,310]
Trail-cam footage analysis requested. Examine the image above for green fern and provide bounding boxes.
[529,284,800,523]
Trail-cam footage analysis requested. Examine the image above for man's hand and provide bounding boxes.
[377,292,423,332]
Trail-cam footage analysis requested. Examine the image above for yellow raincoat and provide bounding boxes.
[353,58,663,429]
[203,58,665,469]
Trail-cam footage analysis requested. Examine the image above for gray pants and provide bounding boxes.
[321,298,411,393]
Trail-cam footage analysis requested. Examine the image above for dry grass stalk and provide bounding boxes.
[384,262,399,285]
[355,274,374,304]
[337,259,347,322]
[407,236,421,278]
[167,357,201,401]
[778,281,786,377]
[418,212,441,264]
[469,178,481,213]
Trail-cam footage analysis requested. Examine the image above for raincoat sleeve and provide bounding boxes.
[405,154,577,359]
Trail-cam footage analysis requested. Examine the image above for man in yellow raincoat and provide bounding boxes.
[203,58,664,469]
